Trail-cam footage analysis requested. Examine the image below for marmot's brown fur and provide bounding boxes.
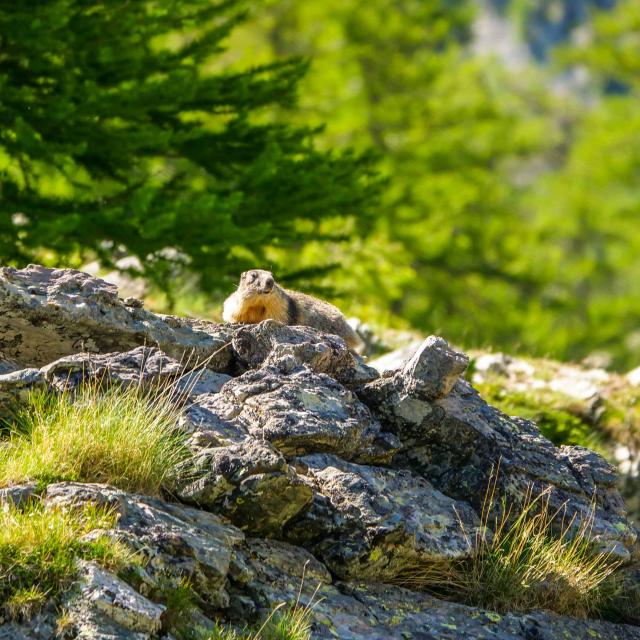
[223,269,362,351]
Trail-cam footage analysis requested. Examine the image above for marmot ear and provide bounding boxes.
[240,271,246,278]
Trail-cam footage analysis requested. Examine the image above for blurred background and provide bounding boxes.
[1,0,639,369]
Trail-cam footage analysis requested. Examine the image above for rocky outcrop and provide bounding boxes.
[0,265,638,639]
[364,341,635,559]
[286,454,484,581]
[0,264,233,371]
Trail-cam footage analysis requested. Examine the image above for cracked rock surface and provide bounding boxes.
[0,266,638,639]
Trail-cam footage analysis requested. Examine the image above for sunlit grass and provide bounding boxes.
[396,480,626,620]
[205,603,314,640]
[165,593,314,640]
[161,573,316,640]
[0,502,134,620]
[0,383,190,496]
[459,485,621,618]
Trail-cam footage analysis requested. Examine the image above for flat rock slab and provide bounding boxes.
[320,582,640,640]
[236,537,640,640]
[0,346,231,426]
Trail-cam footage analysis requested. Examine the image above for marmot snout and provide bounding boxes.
[239,269,275,295]
[222,269,362,351]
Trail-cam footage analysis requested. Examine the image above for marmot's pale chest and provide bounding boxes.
[222,269,362,351]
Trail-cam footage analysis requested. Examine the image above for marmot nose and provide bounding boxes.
[263,280,274,291]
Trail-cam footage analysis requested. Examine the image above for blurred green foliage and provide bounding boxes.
[1,0,640,368]
[233,0,640,369]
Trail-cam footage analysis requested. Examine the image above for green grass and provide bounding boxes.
[0,383,190,496]
[602,383,640,451]
[165,597,313,640]
[398,483,627,621]
[459,486,621,619]
[155,571,314,640]
[205,604,313,640]
[4,586,48,621]
[0,502,134,620]
[157,577,314,640]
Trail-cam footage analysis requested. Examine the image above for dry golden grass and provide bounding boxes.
[395,477,625,620]
[459,485,621,618]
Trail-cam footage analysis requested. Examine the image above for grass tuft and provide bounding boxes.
[257,604,314,640]
[459,485,621,618]
[155,571,315,640]
[205,603,314,640]
[397,479,626,621]
[4,586,48,621]
[0,502,134,620]
[0,382,189,496]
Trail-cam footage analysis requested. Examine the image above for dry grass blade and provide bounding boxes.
[391,465,626,621]
[459,483,622,618]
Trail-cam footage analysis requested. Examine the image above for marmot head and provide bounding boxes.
[237,269,276,298]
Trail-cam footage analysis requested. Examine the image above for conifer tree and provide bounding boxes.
[0,0,380,291]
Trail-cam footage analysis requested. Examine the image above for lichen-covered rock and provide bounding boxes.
[0,613,57,640]
[72,562,165,636]
[0,265,233,370]
[469,349,640,527]
[44,482,244,609]
[285,454,482,581]
[360,336,470,445]
[234,537,640,640]
[370,373,636,559]
[361,337,637,560]
[172,440,313,536]
[0,346,237,448]
[227,537,333,622]
[39,345,232,404]
[231,320,379,387]
[313,582,640,640]
[363,336,469,409]
[40,346,186,390]
[0,264,638,639]
[210,365,395,462]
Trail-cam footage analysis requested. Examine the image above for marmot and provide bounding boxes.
[223,269,362,351]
